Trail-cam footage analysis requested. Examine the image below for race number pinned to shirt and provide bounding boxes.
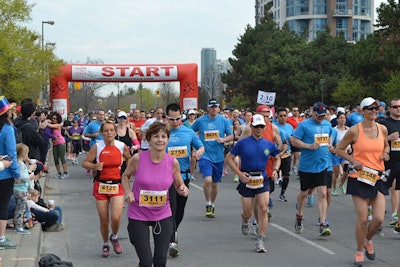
[357,167,379,186]
[246,172,264,189]
[391,138,400,151]
[139,190,168,207]
[314,133,329,146]
[98,183,119,194]
[257,91,276,105]
[168,146,188,158]
[204,130,219,141]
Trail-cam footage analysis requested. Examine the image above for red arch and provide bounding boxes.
[50,63,198,115]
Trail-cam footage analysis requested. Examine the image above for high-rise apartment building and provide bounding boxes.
[255,0,374,42]
[201,48,217,85]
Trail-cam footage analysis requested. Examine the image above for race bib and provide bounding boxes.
[357,167,379,186]
[71,133,80,140]
[139,190,168,207]
[246,172,264,189]
[391,138,400,151]
[204,130,219,141]
[314,133,329,146]
[167,146,188,158]
[98,183,119,194]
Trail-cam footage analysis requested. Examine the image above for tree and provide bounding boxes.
[159,82,179,107]
[0,0,60,101]
[382,71,400,102]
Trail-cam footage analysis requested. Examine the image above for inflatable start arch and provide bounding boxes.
[50,63,198,115]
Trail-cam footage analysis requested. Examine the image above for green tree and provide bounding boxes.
[0,0,60,101]
[382,71,400,102]
[331,77,368,106]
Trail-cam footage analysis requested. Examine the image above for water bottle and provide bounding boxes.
[381,169,391,182]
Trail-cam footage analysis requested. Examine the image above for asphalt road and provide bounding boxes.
[41,154,400,267]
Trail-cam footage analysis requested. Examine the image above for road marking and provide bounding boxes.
[270,223,335,255]
[190,182,335,255]
[190,182,203,191]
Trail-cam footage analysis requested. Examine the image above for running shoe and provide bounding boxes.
[331,189,338,196]
[210,206,215,218]
[205,205,215,218]
[319,224,331,236]
[394,222,400,235]
[338,184,346,195]
[168,242,179,257]
[190,174,196,181]
[363,240,375,260]
[389,213,399,226]
[60,173,69,179]
[15,228,31,235]
[241,219,250,235]
[102,245,110,258]
[233,175,239,183]
[295,214,304,234]
[255,238,267,253]
[53,172,61,179]
[307,195,316,207]
[354,251,364,267]
[317,218,330,226]
[0,237,17,249]
[110,235,123,254]
[279,194,287,202]
[374,227,384,237]
[267,210,272,221]
[275,177,282,185]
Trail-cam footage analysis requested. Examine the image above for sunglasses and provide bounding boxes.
[391,105,400,109]
[364,106,380,111]
[167,116,181,121]
[253,125,265,129]
[118,116,127,120]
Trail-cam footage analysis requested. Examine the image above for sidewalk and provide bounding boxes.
[0,150,62,267]
[0,182,44,267]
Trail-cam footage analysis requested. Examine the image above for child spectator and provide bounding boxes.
[27,189,63,232]
[67,119,84,164]
[14,143,36,234]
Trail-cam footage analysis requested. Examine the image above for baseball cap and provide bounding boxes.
[360,97,380,109]
[117,111,127,118]
[188,110,196,115]
[313,102,327,116]
[337,107,345,114]
[251,114,266,127]
[207,98,220,107]
[380,101,386,108]
[256,105,270,113]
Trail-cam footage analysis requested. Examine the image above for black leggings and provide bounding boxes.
[0,178,14,220]
[169,179,190,242]
[128,217,173,267]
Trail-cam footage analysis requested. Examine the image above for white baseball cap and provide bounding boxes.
[251,114,266,127]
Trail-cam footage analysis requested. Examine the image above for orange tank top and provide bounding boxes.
[350,123,385,178]
[262,123,275,177]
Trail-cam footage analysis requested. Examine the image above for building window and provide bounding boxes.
[336,18,348,40]
[287,0,309,17]
[313,0,326,14]
[312,18,327,38]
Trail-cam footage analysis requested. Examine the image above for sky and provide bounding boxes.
[27,0,387,96]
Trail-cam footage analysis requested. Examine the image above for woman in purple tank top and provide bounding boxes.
[122,122,189,267]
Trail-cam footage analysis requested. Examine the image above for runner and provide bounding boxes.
[191,98,233,218]
[226,114,280,252]
[336,97,390,266]
[290,102,333,236]
[165,103,204,257]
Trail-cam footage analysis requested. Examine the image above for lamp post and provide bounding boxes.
[41,21,54,105]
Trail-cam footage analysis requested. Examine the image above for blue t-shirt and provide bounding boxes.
[83,120,103,148]
[346,112,363,127]
[230,135,280,180]
[273,122,294,153]
[293,118,332,173]
[166,126,204,180]
[191,114,232,163]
